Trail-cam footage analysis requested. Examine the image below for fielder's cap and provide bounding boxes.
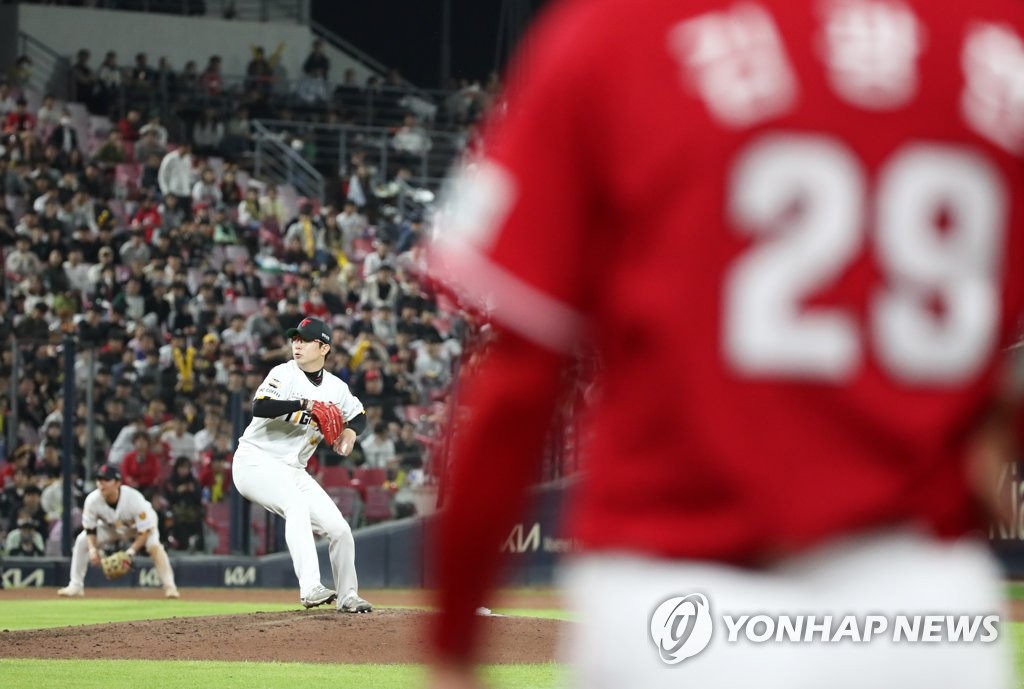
[95,463,122,481]
[17,517,37,529]
[286,317,331,346]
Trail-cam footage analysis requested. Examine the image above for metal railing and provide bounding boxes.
[69,62,493,129]
[252,120,325,202]
[15,32,71,101]
[53,0,307,22]
[254,118,465,192]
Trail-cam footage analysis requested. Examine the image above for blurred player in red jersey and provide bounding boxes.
[427,0,1024,687]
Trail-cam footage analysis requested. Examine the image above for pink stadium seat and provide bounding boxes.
[326,486,361,525]
[232,296,260,317]
[205,501,231,555]
[319,466,351,488]
[363,485,393,524]
[353,467,387,489]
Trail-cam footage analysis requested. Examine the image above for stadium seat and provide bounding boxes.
[232,296,260,317]
[350,237,374,262]
[363,485,393,524]
[353,466,387,488]
[319,465,351,488]
[326,486,361,525]
[204,501,231,555]
[224,244,250,266]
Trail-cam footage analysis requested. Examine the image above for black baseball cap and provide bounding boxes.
[95,463,122,481]
[286,317,331,346]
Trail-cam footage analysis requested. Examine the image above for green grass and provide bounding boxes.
[0,659,564,689]
[0,599,298,631]
[0,597,566,688]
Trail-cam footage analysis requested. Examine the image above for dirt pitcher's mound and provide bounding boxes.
[0,609,564,664]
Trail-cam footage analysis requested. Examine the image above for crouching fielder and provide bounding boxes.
[58,463,179,598]
[232,317,372,613]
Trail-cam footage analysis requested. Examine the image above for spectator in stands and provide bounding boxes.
[200,55,223,99]
[121,430,162,501]
[258,183,285,228]
[392,113,432,158]
[359,418,397,470]
[0,82,15,119]
[36,95,60,134]
[296,67,329,108]
[161,417,198,466]
[223,106,252,159]
[284,201,328,265]
[237,185,262,229]
[192,107,224,156]
[128,53,157,101]
[92,130,127,166]
[246,44,282,97]
[193,412,221,455]
[62,244,91,294]
[119,229,152,265]
[191,167,222,207]
[3,97,37,135]
[95,51,122,118]
[71,49,95,109]
[158,191,186,234]
[134,129,163,166]
[4,513,45,557]
[302,39,330,80]
[336,198,367,247]
[394,422,425,470]
[47,109,80,156]
[162,455,203,551]
[131,193,162,240]
[117,107,143,144]
[157,143,193,214]
[220,168,242,206]
[361,262,400,312]
[139,114,169,148]
[6,235,42,282]
[198,445,232,503]
[6,54,31,90]
[10,484,47,539]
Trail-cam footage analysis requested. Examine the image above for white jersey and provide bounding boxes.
[81,485,158,539]
[237,360,365,468]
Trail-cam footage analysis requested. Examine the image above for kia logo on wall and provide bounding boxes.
[650,593,714,664]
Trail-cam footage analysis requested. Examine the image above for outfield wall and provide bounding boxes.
[5,475,1024,589]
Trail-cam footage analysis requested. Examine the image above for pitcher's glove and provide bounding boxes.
[101,550,134,580]
[309,400,345,447]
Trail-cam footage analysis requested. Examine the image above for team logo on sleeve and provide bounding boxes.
[268,378,280,389]
[139,512,147,520]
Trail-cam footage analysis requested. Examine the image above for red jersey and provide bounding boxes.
[431,0,1024,660]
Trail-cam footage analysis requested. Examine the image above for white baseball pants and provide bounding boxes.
[232,451,358,599]
[67,525,176,591]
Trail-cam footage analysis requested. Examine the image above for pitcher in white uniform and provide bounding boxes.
[57,463,179,598]
[232,317,373,612]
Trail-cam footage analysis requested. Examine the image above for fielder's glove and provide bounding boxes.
[101,550,134,580]
[309,400,345,447]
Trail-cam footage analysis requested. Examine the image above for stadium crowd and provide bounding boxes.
[0,44,477,557]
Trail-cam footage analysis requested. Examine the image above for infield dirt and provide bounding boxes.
[0,588,565,664]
